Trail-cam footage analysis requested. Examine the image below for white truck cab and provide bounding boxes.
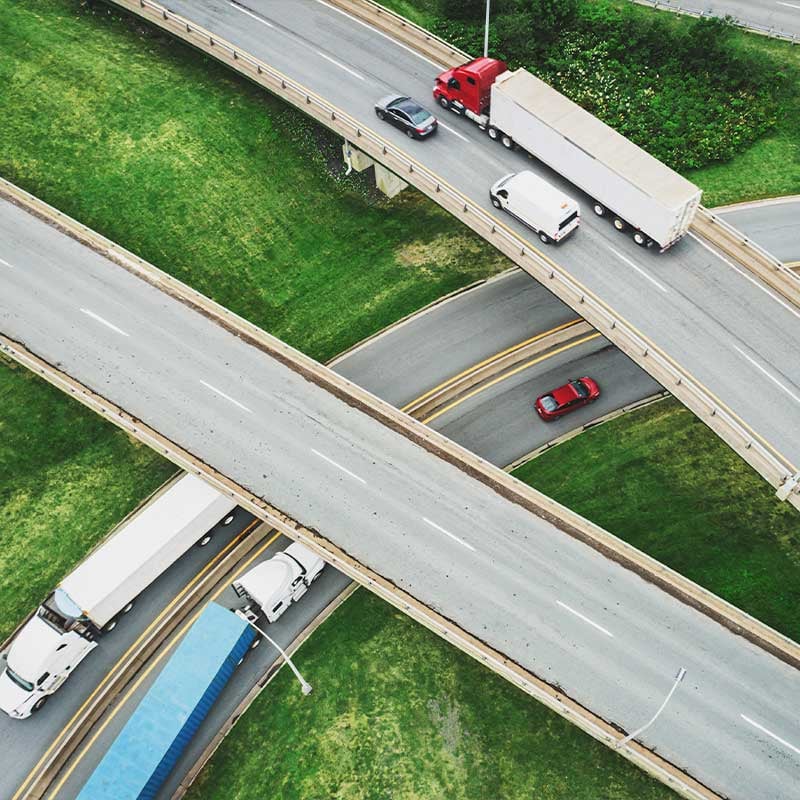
[0,609,96,718]
[490,170,580,244]
[233,542,324,623]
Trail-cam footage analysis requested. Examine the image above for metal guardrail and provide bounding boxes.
[629,0,800,43]
[693,207,800,307]
[111,0,800,516]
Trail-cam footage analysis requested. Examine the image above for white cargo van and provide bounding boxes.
[232,542,324,624]
[490,171,579,244]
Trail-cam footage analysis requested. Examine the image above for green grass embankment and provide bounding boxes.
[0,360,176,641]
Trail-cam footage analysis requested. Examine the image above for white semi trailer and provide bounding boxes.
[0,473,238,719]
[232,542,324,624]
[434,61,702,250]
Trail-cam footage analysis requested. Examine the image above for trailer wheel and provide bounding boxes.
[487,126,499,141]
[221,509,237,526]
[490,196,502,209]
[501,134,514,149]
[250,636,262,650]
[375,109,385,120]
[122,601,135,615]
[538,232,551,245]
[197,533,213,547]
[613,218,626,231]
[31,696,48,713]
[633,231,648,247]
[437,96,450,110]
[103,617,118,633]
[592,203,605,217]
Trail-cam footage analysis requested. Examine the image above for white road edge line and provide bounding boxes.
[776,1,800,10]
[199,379,253,413]
[556,600,614,637]
[437,121,468,142]
[422,516,477,552]
[689,232,800,322]
[606,245,667,293]
[734,346,800,404]
[311,448,367,484]
[741,714,800,756]
[0,257,13,268]
[229,2,274,27]
[79,308,130,337]
[311,0,443,69]
[315,50,364,81]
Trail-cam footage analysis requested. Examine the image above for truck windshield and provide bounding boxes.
[4,665,34,693]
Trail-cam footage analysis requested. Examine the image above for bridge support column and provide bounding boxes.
[342,140,408,199]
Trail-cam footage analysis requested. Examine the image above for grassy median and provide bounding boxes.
[515,398,800,642]
[186,590,674,800]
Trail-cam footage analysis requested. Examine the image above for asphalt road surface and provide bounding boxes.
[718,198,800,264]
[2,193,799,799]
[632,0,800,38]
[148,0,800,498]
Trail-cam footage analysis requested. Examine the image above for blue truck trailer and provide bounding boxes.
[76,602,255,800]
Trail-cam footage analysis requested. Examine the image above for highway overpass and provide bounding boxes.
[5,198,794,800]
[1,181,798,799]
[107,0,800,513]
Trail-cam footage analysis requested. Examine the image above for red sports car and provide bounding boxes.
[535,377,600,420]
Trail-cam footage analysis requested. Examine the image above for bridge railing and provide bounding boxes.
[117,0,800,512]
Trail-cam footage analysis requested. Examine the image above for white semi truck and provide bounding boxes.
[434,60,702,250]
[0,473,238,719]
[232,542,324,623]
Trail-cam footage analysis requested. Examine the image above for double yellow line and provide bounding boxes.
[12,519,273,800]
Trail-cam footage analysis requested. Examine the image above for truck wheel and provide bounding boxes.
[501,134,514,149]
[613,218,626,231]
[221,510,237,526]
[633,231,648,247]
[490,196,502,209]
[538,232,551,245]
[31,696,48,713]
[122,601,135,615]
[197,533,213,547]
[375,109,385,120]
[487,126,499,141]
[593,203,606,217]
[437,96,449,110]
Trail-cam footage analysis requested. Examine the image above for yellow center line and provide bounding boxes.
[422,333,602,424]
[400,318,583,412]
[11,517,260,800]
[46,530,283,800]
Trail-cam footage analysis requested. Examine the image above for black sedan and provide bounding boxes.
[374,94,438,139]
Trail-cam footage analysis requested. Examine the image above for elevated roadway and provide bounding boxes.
[1,186,799,799]
[111,0,800,509]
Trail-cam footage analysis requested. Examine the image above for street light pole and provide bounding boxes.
[235,610,313,695]
[616,667,687,750]
[483,0,491,57]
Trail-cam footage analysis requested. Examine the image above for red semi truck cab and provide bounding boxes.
[433,57,507,121]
